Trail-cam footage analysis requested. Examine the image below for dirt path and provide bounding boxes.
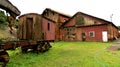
[107,39,120,51]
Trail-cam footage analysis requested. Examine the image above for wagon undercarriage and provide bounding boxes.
[0,40,53,67]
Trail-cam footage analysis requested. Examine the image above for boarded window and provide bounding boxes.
[89,31,95,37]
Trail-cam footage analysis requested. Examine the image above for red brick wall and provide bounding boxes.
[56,15,70,41]
[60,29,65,41]
[42,18,55,40]
[61,12,119,41]
[64,19,75,27]
[76,25,108,41]
[113,26,119,38]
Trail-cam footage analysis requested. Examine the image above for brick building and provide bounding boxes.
[61,12,119,42]
[42,8,71,41]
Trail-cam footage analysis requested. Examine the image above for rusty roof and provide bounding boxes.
[18,13,41,18]
[61,12,118,29]
[42,8,71,18]
[18,13,56,23]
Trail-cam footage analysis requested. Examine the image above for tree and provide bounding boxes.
[14,20,18,28]
[0,10,19,30]
[0,10,7,24]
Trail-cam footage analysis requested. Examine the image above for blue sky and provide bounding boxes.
[9,0,120,26]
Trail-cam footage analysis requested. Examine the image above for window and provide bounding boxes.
[64,19,67,22]
[67,28,69,31]
[48,23,50,31]
[75,16,84,25]
[64,28,67,31]
[94,21,97,24]
[69,28,72,31]
[64,28,66,31]
[89,31,95,37]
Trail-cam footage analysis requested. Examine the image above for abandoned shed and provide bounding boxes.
[61,12,119,42]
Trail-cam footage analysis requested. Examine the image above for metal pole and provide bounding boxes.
[110,14,113,22]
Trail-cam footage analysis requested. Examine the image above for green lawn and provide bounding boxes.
[6,41,120,67]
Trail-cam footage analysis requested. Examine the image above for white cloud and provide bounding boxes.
[9,0,120,26]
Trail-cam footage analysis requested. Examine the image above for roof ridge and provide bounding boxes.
[44,8,71,18]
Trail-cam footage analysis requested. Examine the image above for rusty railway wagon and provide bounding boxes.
[17,13,54,53]
[0,13,54,67]
[0,1,54,67]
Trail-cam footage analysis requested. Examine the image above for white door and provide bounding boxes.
[102,31,108,42]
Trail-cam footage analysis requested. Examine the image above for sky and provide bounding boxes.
[9,0,120,26]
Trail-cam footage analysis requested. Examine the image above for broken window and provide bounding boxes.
[75,16,85,25]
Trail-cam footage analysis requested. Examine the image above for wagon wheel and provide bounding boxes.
[0,51,10,67]
[47,42,52,48]
[44,43,49,51]
[41,42,50,52]
[36,44,43,53]
[42,44,47,52]
[45,42,52,51]
[21,47,28,53]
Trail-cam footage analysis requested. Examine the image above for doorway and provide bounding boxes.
[82,32,86,41]
[102,31,108,42]
[26,17,33,40]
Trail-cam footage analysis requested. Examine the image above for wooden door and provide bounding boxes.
[82,32,86,41]
[102,31,108,42]
[26,18,33,40]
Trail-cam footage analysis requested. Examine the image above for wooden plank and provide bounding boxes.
[33,15,42,40]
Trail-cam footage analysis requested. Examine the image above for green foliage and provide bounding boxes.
[0,10,8,29]
[14,20,18,28]
[0,10,7,24]
[117,47,120,50]
[7,41,117,67]
[0,10,18,29]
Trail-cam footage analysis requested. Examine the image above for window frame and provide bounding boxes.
[89,31,95,37]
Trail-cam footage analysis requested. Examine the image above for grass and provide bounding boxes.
[6,41,120,67]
